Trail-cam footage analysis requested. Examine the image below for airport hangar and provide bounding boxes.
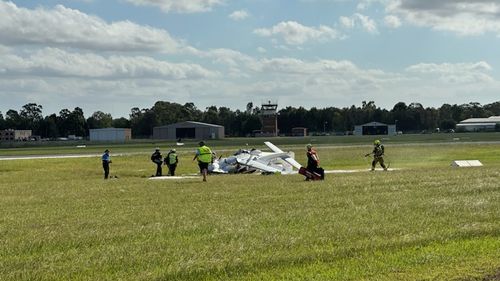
[153,121,225,140]
[354,122,396,135]
[456,116,500,132]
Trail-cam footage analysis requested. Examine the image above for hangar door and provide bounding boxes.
[362,125,388,135]
[176,127,196,139]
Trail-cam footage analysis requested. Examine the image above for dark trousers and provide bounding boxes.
[307,165,325,180]
[168,164,177,176]
[155,162,162,176]
[102,162,109,179]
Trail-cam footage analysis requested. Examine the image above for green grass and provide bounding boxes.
[0,141,499,280]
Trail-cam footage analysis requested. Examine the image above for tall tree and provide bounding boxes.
[112,117,131,128]
[87,111,113,129]
[0,111,5,130]
[69,107,87,136]
[20,103,43,134]
[5,110,22,129]
[39,114,59,138]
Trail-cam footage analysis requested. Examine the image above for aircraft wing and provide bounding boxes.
[264,141,283,153]
[264,141,302,169]
[257,152,290,163]
[236,158,282,173]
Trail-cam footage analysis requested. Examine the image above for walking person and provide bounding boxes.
[365,140,387,171]
[165,149,179,176]
[151,148,163,176]
[193,141,213,182]
[102,149,112,179]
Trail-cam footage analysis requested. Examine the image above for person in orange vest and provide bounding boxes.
[192,141,213,182]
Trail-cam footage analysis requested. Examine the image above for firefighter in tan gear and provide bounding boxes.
[365,140,387,171]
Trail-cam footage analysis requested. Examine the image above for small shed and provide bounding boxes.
[153,121,224,140]
[354,122,396,136]
[291,127,308,137]
[89,128,131,142]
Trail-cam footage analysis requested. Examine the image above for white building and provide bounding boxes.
[456,116,500,132]
[0,129,32,141]
[89,128,132,142]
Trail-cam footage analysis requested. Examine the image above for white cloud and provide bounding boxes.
[125,0,224,14]
[2,50,499,117]
[405,62,493,83]
[253,21,339,45]
[385,0,500,36]
[354,13,378,34]
[229,10,249,21]
[0,48,216,79]
[339,16,355,28]
[384,15,402,28]
[339,13,378,34]
[0,1,182,52]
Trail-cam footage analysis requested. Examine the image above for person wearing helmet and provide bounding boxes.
[151,148,163,176]
[305,144,325,180]
[193,141,213,182]
[165,148,179,176]
[365,140,387,171]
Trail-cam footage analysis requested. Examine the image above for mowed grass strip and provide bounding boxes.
[0,143,499,280]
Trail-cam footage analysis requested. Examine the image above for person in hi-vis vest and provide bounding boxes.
[193,141,213,182]
[165,149,179,176]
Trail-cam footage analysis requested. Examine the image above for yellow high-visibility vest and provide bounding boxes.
[168,153,177,165]
[197,146,212,163]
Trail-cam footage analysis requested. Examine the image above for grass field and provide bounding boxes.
[1,135,500,280]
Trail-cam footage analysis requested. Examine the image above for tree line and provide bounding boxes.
[1,100,499,138]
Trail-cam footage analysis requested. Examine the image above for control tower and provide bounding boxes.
[260,100,278,137]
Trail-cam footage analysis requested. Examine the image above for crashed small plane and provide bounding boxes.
[209,141,303,175]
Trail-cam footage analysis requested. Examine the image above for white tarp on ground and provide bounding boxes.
[451,160,483,167]
[148,176,199,180]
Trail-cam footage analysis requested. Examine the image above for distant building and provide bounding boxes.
[291,127,307,137]
[89,128,132,142]
[354,122,396,136]
[153,121,224,140]
[456,116,500,132]
[0,129,32,141]
[259,101,278,137]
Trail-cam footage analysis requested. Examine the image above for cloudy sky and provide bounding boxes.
[1,0,500,117]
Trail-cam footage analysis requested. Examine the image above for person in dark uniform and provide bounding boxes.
[365,140,387,171]
[165,149,179,176]
[102,149,112,179]
[306,144,325,180]
[192,141,213,182]
[151,148,163,176]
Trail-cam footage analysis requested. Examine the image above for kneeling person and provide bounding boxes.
[304,144,324,180]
